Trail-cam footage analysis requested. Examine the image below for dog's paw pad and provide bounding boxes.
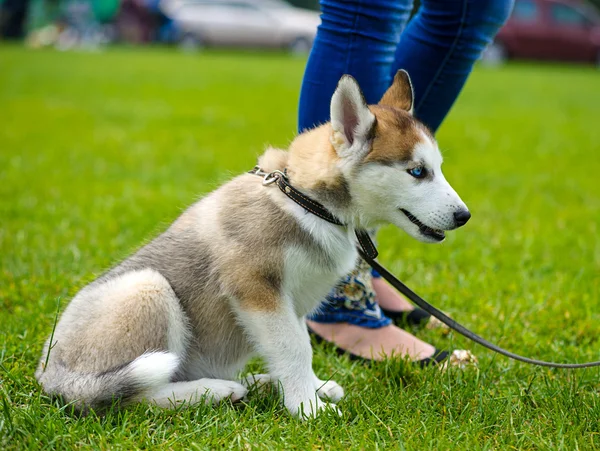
[316,380,344,402]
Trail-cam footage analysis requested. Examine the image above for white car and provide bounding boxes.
[160,0,321,53]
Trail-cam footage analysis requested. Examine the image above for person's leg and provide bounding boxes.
[301,0,512,361]
[298,0,413,132]
[299,0,439,362]
[392,0,514,132]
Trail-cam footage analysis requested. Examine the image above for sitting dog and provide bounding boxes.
[36,71,470,418]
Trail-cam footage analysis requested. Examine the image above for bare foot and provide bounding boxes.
[307,320,436,361]
[372,277,414,312]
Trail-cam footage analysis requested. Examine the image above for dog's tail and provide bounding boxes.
[36,351,179,413]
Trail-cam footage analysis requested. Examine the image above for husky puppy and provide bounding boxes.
[36,71,470,418]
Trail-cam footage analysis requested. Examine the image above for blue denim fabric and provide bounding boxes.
[302,0,513,326]
[298,0,514,132]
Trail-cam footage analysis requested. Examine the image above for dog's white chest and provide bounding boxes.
[283,245,357,317]
[281,208,358,317]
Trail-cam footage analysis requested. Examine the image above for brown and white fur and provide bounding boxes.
[36,71,470,418]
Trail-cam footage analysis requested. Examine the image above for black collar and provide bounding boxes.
[249,166,378,259]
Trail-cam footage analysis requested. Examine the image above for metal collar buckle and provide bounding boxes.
[262,170,287,186]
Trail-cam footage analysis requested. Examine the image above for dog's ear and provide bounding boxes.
[330,75,376,158]
[379,70,414,114]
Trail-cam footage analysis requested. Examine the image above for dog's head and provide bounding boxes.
[330,71,470,243]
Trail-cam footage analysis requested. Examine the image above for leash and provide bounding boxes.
[250,167,600,369]
[359,250,600,369]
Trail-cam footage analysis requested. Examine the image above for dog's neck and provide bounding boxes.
[285,124,356,226]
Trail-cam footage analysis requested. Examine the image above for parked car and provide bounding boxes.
[482,0,600,65]
[159,0,321,53]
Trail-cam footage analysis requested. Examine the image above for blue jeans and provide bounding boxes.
[301,0,513,327]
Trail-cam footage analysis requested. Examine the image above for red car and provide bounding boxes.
[483,0,600,65]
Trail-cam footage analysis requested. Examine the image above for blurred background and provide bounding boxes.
[1,0,599,63]
[1,1,600,447]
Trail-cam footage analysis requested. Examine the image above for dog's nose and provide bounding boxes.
[454,209,471,227]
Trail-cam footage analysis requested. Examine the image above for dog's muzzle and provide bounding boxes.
[400,207,471,241]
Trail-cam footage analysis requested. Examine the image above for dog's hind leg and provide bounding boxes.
[142,379,248,408]
[37,269,192,411]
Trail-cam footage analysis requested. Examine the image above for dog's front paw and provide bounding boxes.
[315,380,344,402]
[290,397,342,420]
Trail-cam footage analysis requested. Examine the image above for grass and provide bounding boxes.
[1,45,599,450]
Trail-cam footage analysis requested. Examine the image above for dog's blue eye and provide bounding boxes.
[408,166,426,178]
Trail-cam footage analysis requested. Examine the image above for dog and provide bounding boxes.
[36,70,470,418]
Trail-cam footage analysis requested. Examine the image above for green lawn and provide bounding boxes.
[1,45,600,450]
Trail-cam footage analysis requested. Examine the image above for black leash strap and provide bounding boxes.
[251,166,600,368]
[359,249,600,369]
